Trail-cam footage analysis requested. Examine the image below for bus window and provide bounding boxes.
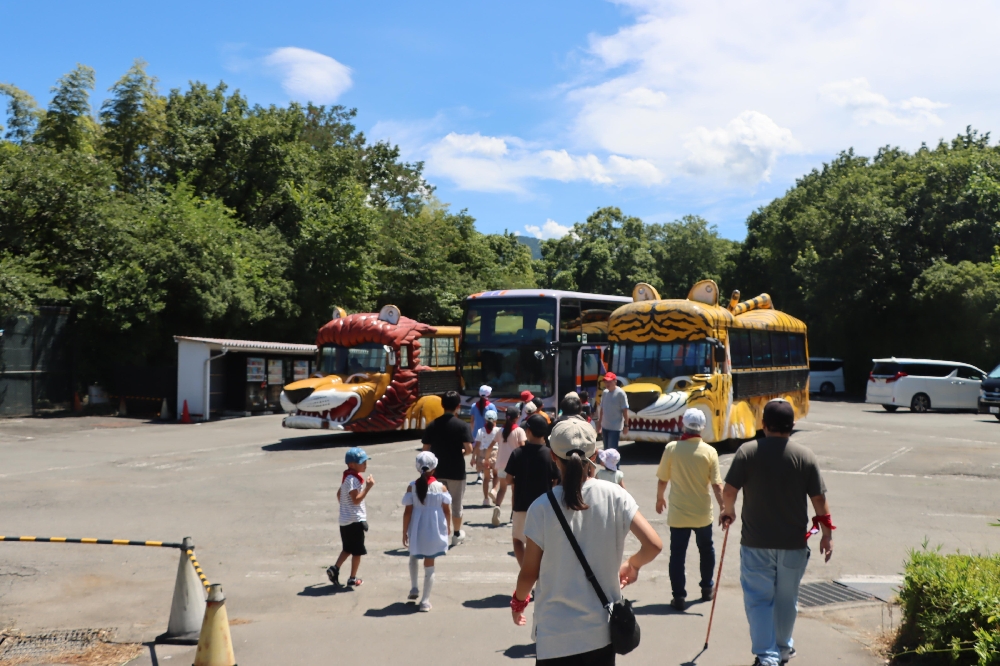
[789,334,806,365]
[730,330,752,369]
[434,337,456,367]
[560,300,582,343]
[750,331,772,368]
[580,301,613,343]
[463,298,555,345]
[772,333,790,366]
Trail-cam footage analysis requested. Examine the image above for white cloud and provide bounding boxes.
[683,111,799,184]
[524,219,573,239]
[265,47,352,103]
[424,132,664,193]
[819,78,947,129]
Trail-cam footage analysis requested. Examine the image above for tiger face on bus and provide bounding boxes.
[606,281,809,443]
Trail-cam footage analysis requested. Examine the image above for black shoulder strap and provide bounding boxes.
[546,488,611,609]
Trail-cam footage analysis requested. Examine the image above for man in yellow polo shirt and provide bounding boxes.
[655,408,724,610]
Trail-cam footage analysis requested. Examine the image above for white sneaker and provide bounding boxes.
[450,530,466,547]
[482,497,491,507]
[419,601,432,612]
[492,507,501,526]
[476,473,483,484]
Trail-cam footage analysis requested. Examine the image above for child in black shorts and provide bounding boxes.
[327,447,375,587]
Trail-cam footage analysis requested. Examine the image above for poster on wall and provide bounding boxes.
[267,359,284,385]
[247,358,265,382]
[293,360,309,381]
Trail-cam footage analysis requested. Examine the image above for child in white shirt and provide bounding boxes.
[473,409,502,506]
[596,448,626,489]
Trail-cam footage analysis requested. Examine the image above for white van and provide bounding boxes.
[809,357,845,396]
[866,358,986,412]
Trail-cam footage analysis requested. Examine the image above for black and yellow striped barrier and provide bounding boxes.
[1,536,184,548]
[186,548,211,590]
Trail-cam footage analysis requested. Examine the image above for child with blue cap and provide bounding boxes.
[327,446,375,587]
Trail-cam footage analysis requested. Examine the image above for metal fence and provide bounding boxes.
[0,307,73,417]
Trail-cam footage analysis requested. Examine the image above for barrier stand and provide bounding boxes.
[193,583,237,666]
[1,534,215,649]
[157,537,208,645]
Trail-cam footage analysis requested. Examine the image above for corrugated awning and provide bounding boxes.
[173,336,317,354]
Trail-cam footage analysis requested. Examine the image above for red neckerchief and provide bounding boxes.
[680,433,700,441]
[484,423,495,434]
[342,469,363,484]
[425,476,437,484]
[477,398,490,411]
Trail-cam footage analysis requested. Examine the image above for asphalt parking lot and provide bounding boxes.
[0,400,997,665]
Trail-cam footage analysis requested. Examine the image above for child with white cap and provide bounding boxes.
[470,385,495,484]
[473,408,502,506]
[402,451,452,612]
[596,448,626,489]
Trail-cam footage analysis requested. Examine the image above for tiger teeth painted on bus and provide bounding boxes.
[607,280,810,443]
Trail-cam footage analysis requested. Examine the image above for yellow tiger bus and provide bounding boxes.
[605,280,809,443]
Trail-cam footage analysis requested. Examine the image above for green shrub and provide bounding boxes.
[894,548,1000,664]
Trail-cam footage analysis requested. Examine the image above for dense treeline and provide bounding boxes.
[3,61,999,392]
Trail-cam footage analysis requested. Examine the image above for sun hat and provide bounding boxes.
[603,372,617,383]
[415,450,438,473]
[681,408,707,433]
[345,447,369,465]
[598,448,621,471]
[520,390,534,402]
[549,418,598,460]
[563,391,580,401]
[479,385,493,397]
[525,413,549,437]
[484,409,498,422]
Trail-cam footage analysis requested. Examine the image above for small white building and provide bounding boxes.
[174,336,317,421]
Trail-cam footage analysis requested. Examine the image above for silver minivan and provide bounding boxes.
[866,358,985,412]
[809,357,845,396]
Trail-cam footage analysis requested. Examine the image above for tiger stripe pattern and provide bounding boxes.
[609,301,734,343]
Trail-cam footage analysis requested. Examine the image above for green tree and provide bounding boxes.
[36,64,98,152]
[0,84,43,144]
[649,215,739,299]
[0,253,64,319]
[99,59,165,191]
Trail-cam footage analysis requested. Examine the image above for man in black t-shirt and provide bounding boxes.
[720,400,834,666]
[421,391,473,547]
[503,414,560,565]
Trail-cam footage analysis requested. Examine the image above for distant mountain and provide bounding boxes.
[516,235,543,260]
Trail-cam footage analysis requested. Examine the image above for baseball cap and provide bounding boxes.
[598,448,621,471]
[549,418,598,459]
[484,409,498,422]
[520,390,535,402]
[345,447,369,465]
[479,385,493,397]
[525,413,549,437]
[682,408,707,432]
[763,399,795,432]
[524,401,538,415]
[415,451,438,473]
[603,372,617,383]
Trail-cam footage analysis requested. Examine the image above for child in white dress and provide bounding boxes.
[596,448,626,489]
[402,451,452,612]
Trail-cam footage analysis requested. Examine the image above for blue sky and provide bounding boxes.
[3,0,998,240]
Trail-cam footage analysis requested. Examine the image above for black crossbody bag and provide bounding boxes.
[545,488,640,655]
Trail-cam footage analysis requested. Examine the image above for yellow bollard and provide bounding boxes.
[192,583,237,666]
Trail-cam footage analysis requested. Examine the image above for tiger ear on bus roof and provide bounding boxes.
[632,283,661,302]
[687,280,719,305]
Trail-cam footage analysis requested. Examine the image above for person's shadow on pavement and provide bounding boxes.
[298,583,346,597]
[502,644,535,659]
[364,602,419,617]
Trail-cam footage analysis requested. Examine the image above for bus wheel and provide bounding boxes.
[820,382,835,397]
[882,405,898,412]
[910,394,931,413]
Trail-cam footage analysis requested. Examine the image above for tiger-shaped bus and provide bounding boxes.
[605,280,809,443]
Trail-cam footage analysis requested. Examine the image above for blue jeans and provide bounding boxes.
[602,429,621,450]
[668,525,714,598]
[739,546,810,666]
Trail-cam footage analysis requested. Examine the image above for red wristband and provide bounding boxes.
[805,514,836,539]
[510,591,530,613]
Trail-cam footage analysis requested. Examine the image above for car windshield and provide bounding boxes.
[319,344,387,375]
[611,341,712,380]
[989,364,1000,379]
[459,346,554,398]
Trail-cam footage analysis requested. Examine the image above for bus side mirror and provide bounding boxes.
[383,344,396,369]
[603,347,612,368]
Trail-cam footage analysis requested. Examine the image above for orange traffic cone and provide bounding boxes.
[181,400,192,424]
[73,392,82,413]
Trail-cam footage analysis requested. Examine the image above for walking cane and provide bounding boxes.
[704,522,730,650]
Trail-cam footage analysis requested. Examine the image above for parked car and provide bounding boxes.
[809,357,845,396]
[866,358,986,413]
[978,363,1000,421]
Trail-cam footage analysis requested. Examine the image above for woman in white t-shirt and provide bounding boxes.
[490,406,526,527]
[510,418,662,664]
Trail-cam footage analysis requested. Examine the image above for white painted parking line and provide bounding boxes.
[858,447,912,474]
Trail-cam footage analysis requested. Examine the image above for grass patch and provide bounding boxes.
[893,547,1000,664]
